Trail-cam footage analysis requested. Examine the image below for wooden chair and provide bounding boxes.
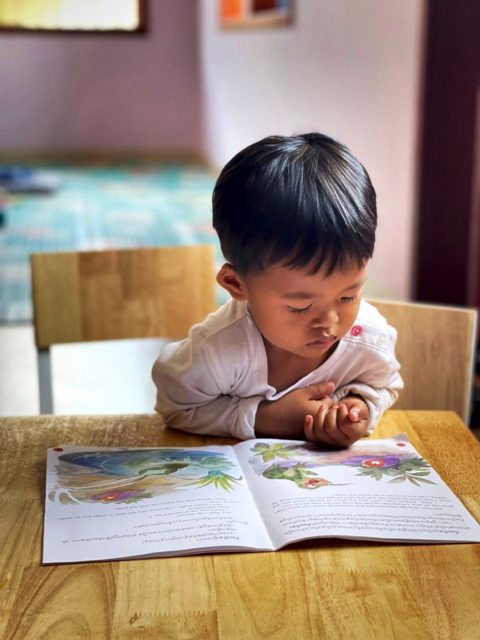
[369,299,478,423]
[31,245,217,414]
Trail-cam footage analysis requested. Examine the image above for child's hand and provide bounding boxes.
[255,381,336,438]
[304,395,369,446]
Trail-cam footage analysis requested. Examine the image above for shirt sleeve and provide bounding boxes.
[331,336,404,434]
[152,337,261,440]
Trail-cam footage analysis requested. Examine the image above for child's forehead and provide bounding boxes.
[250,261,368,294]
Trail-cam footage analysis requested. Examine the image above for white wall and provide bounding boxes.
[0,0,201,152]
[199,0,426,300]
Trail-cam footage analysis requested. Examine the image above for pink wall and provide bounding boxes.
[199,0,426,301]
[0,1,201,152]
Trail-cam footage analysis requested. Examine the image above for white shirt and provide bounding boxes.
[152,299,403,440]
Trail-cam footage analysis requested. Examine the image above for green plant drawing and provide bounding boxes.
[354,457,435,485]
[187,470,242,491]
[263,463,332,489]
[251,442,300,462]
[249,442,436,489]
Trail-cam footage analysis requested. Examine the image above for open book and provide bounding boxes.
[43,435,480,564]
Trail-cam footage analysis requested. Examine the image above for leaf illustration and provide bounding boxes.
[263,452,276,462]
[189,471,242,491]
[410,476,436,485]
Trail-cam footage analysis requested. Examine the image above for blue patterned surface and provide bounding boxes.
[0,163,225,322]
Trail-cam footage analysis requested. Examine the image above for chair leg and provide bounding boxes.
[37,348,53,414]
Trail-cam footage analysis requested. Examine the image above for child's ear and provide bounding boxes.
[216,264,248,301]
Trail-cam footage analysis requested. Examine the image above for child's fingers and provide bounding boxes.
[337,418,369,443]
[315,403,329,432]
[324,407,355,447]
[323,406,339,437]
[348,406,361,422]
[304,404,328,442]
[337,403,369,442]
[337,403,360,430]
[337,403,349,425]
[305,403,367,446]
[304,412,321,442]
[304,414,314,440]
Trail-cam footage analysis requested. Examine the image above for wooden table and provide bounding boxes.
[1,411,479,639]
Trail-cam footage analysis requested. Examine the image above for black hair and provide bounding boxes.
[212,132,377,276]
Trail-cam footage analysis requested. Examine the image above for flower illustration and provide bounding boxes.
[92,490,150,503]
[341,454,435,486]
[300,478,331,489]
[362,459,385,467]
[341,455,401,468]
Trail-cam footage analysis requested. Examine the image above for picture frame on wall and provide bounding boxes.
[220,0,294,30]
[0,0,146,34]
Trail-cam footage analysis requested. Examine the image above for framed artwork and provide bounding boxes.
[0,0,146,34]
[220,0,294,30]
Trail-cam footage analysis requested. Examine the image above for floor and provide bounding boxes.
[0,162,218,322]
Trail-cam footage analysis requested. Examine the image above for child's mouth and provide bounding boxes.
[307,335,336,348]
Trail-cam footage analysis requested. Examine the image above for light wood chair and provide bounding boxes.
[31,245,217,414]
[369,299,478,423]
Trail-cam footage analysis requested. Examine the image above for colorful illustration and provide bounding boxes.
[48,448,242,505]
[263,463,333,490]
[249,439,434,489]
[340,454,434,486]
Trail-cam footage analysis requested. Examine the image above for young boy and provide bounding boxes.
[152,133,403,447]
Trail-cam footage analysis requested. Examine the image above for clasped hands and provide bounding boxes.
[255,381,370,446]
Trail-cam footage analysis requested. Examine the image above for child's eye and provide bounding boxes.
[287,304,312,314]
[341,296,357,303]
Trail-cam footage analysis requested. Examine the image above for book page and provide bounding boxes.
[234,435,480,547]
[43,445,273,564]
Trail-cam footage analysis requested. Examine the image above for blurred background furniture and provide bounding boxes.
[370,299,478,423]
[31,245,216,413]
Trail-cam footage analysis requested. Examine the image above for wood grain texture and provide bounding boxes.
[0,412,479,639]
[31,245,217,348]
[370,299,477,422]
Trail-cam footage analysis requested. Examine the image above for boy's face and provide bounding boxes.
[217,259,368,365]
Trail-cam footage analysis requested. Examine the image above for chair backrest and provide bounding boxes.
[31,245,217,413]
[369,299,477,423]
[31,245,217,347]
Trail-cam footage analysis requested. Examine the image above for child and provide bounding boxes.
[152,132,403,446]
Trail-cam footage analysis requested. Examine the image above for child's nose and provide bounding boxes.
[311,309,339,328]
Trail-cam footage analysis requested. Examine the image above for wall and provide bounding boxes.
[199,0,426,300]
[0,0,201,153]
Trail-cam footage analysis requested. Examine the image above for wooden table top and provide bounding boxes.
[1,411,479,639]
